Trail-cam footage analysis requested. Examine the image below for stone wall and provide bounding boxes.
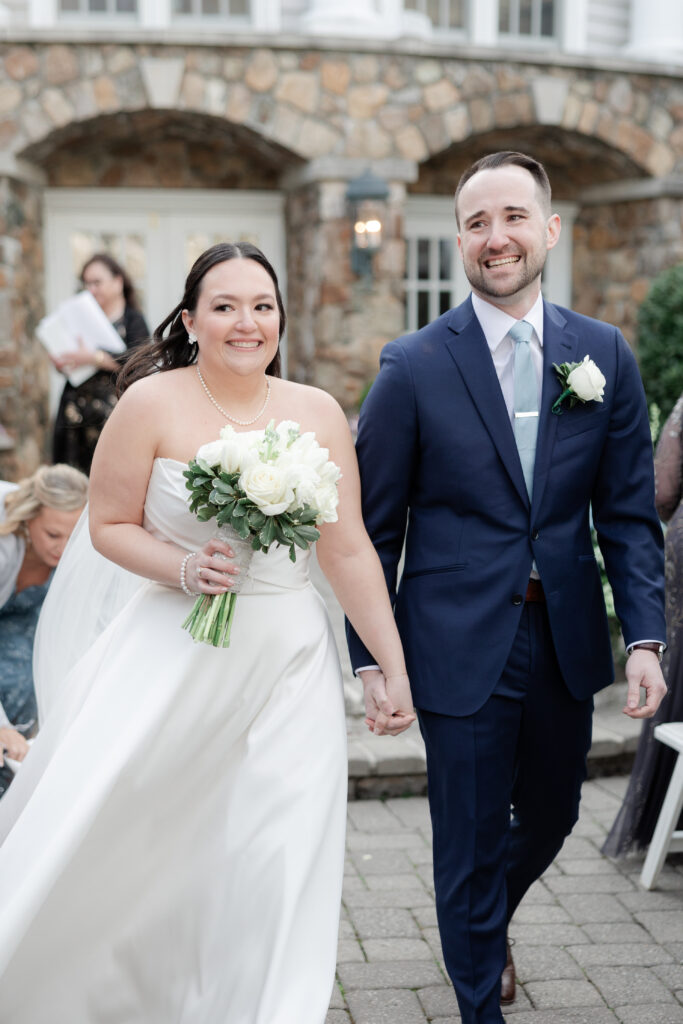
[0,37,681,474]
[0,175,49,479]
[573,197,683,346]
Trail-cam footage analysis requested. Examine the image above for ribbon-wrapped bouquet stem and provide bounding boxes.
[182,420,341,647]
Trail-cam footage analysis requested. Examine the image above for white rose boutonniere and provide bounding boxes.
[552,355,606,415]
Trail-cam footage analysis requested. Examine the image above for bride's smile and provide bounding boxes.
[182,257,281,381]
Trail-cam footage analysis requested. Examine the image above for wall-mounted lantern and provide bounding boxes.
[346,169,389,278]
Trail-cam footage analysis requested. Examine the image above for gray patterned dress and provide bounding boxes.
[603,394,683,855]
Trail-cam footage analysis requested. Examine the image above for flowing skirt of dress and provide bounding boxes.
[0,459,347,1024]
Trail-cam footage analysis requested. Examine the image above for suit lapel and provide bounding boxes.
[531,301,579,513]
[445,299,529,507]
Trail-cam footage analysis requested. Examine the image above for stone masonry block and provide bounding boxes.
[584,966,674,1007]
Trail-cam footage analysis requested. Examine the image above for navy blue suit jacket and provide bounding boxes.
[347,297,665,716]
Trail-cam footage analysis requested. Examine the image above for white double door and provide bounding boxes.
[43,187,286,361]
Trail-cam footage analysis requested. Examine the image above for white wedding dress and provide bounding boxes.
[0,458,347,1024]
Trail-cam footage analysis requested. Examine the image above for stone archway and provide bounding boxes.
[0,106,303,476]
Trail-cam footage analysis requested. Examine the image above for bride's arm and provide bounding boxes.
[89,380,235,595]
[313,394,415,735]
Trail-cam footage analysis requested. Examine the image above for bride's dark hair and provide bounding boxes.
[117,242,285,394]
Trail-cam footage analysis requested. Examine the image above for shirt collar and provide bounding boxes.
[471,291,545,355]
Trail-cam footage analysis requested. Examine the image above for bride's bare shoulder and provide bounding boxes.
[274,378,343,418]
[273,379,349,445]
[117,367,194,406]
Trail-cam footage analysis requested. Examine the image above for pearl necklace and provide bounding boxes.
[195,365,271,426]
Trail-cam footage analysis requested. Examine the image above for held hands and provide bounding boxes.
[184,538,241,595]
[359,670,416,737]
[623,649,667,719]
[0,726,29,768]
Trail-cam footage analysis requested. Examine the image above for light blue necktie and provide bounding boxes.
[510,319,538,499]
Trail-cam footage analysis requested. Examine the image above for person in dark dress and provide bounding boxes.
[0,464,88,798]
[52,254,149,475]
[603,393,683,856]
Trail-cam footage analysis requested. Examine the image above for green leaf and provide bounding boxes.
[248,509,266,529]
[294,524,320,543]
[259,518,276,547]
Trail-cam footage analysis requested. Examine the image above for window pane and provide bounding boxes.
[439,239,452,281]
[59,0,80,11]
[417,239,430,281]
[404,0,417,9]
[116,0,137,12]
[439,291,451,316]
[448,0,464,28]
[498,0,511,32]
[417,291,430,329]
[231,0,249,13]
[201,0,219,13]
[519,0,532,34]
[540,0,554,35]
[88,0,107,11]
[173,0,192,12]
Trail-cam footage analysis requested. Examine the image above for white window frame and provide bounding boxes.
[403,0,468,34]
[498,0,559,42]
[404,195,576,329]
[469,0,568,48]
[29,0,278,29]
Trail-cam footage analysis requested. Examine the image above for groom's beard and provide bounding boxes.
[463,248,547,302]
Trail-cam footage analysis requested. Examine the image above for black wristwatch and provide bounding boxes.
[629,642,665,662]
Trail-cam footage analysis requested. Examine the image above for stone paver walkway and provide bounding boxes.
[327,776,683,1024]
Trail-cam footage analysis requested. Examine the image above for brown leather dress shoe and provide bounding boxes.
[500,939,516,1004]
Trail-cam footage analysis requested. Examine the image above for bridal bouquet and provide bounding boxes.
[182,420,341,647]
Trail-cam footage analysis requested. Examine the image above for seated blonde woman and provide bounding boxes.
[0,464,87,794]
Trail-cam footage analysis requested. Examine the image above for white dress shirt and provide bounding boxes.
[471,291,544,420]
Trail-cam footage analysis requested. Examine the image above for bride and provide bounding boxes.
[0,242,414,1024]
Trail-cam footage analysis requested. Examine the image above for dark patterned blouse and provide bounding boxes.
[52,305,149,475]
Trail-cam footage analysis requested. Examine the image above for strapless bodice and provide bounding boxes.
[143,458,312,593]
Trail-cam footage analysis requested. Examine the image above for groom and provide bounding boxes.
[347,151,667,1024]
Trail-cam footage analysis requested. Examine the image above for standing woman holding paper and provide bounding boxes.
[52,254,149,474]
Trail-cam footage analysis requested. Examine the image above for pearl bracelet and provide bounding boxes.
[179,551,196,596]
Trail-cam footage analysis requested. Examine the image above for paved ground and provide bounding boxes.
[327,776,683,1024]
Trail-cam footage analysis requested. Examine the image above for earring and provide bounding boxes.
[188,332,197,345]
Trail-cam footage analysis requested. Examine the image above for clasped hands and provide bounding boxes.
[358,670,416,737]
[0,726,29,768]
[184,538,241,595]
[623,649,667,719]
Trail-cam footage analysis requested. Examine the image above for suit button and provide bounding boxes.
[532,529,539,541]
[512,594,523,606]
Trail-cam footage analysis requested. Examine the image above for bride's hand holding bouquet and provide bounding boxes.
[181,419,341,648]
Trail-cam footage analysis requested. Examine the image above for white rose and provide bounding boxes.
[313,482,340,524]
[274,420,301,445]
[239,462,295,516]
[567,356,606,403]
[195,439,225,468]
[289,434,329,472]
[219,436,248,475]
[286,464,320,510]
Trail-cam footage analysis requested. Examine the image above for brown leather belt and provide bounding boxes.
[525,578,545,603]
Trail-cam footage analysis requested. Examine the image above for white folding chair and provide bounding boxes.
[640,722,683,890]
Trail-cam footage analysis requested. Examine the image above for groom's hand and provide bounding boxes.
[359,670,416,736]
[623,650,667,719]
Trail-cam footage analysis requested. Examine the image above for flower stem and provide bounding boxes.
[552,388,573,415]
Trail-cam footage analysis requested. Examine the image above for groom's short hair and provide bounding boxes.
[454,151,552,227]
